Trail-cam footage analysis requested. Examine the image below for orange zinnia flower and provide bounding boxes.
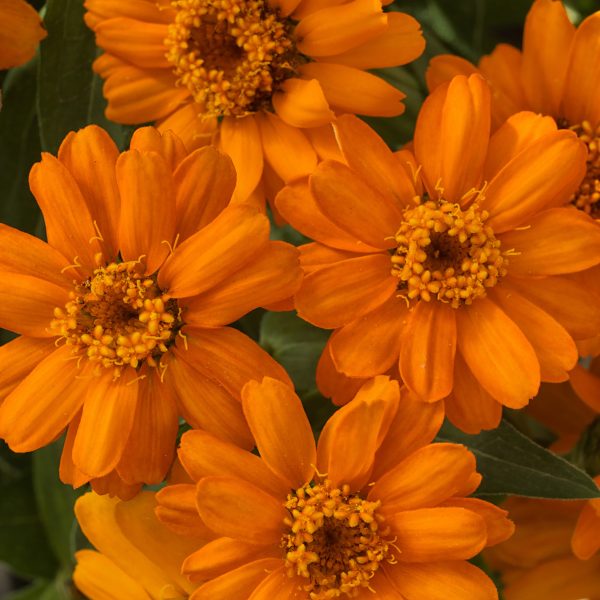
[74,491,206,599]
[83,0,425,207]
[275,74,600,434]
[0,0,47,69]
[0,125,302,499]
[156,376,514,600]
[485,496,600,600]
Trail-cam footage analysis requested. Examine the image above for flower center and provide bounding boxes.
[282,479,395,599]
[50,260,183,379]
[561,120,600,218]
[391,197,506,308]
[165,0,303,118]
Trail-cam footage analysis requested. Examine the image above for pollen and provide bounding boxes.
[566,120,600,218]
[50,260,183,378]
[164,0,302,118]
[391,197,507,309]
[282,479,395,599]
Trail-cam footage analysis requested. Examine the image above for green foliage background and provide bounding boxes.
[2,0,600,597]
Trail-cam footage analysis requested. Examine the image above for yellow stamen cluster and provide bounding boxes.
[282,479,394,599]
[568,120,600,218]
[165,0,300,117]
[391,198,506,308]
[50,260,181,379]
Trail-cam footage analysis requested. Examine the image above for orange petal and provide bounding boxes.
[95,18,171,68]
[190,558,283,600]
[0,224,73,289]
[72,367,139,478]
[370,386,445,481]
[267,0,302,17]
[333,114,416,208]
[116,149,176,275]
[73,550,148,600]
[183,537,281,580]
[400,301,457,403]
[242,378,316,489]
[57,125,121,262]
[114,492,204,595]
[29,153,101,274]
[454,472,483,498]
[248,567,307,600]
[129,127,188,172]
[0,336,57,405]
[369,444,476,514]
[572,499,600,560]
[91,52,129,78]
[294,253,397,329]
[163,349,254,449]
[521,0,574,117]
[155,483,219,539]
[484,133,587,236]
[59,410,92,489]
[157,203,269,298]
[295,0,387,57]
[417,74,490,204]
[387,507,486,562]
[0,345,86,452]
[488,286,577,383]
[255,111,318,182]
[303,122,343,161]
[330,294,409,378]
[293,0,347,20]
[310,160,402,248]
[426,55,480,92]
[444,350,502,434]
[156,105,218,153]
[323,386,399,491]
[75,491,189,597]
[116,367,179,485]
[299,62,406,117]
[316,332,369,406]
[91,472,143,503]
[102,65,189,124]
[178,430,289,498]
[456,298,540,408]
[0,271,69,337]
[179,325,293,399]
[501,208,600,276]
[275,176,379,252]
[196,476,288,544]
[272,78,335,128]
[183,242,302,327]
[562,12,600,129]
[569,363,600,413]
[220,115,263,203]
[482,112,557,182]
[502,275,600,340]
[84,0,177,28]
[0,0,46,69]
[173,146,236,243]
[383,559,498,600]
[323,12,424,69]
[298,242,372,274]
[440,497,514,547]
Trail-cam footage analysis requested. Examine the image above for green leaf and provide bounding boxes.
[37,0,135,154]
[436,419,600,500]
[32,437,87,569]
[0,54,45,238]
[3,581,50,600]
[260,311,330,393]
[0,441,59,579]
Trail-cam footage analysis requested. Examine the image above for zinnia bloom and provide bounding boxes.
[156,375,514,600]
[0,0,47,69]
[83,0,425,208]
[427,1,600,219]
[74,490,206,599]
[0,125,302,499]
[276,74,600,434]
[485,496,600,600]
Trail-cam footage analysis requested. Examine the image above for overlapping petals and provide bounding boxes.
[0,125,303,499]
[0,0,47,69]
[156,375,512,600]
[278,76,600,434]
